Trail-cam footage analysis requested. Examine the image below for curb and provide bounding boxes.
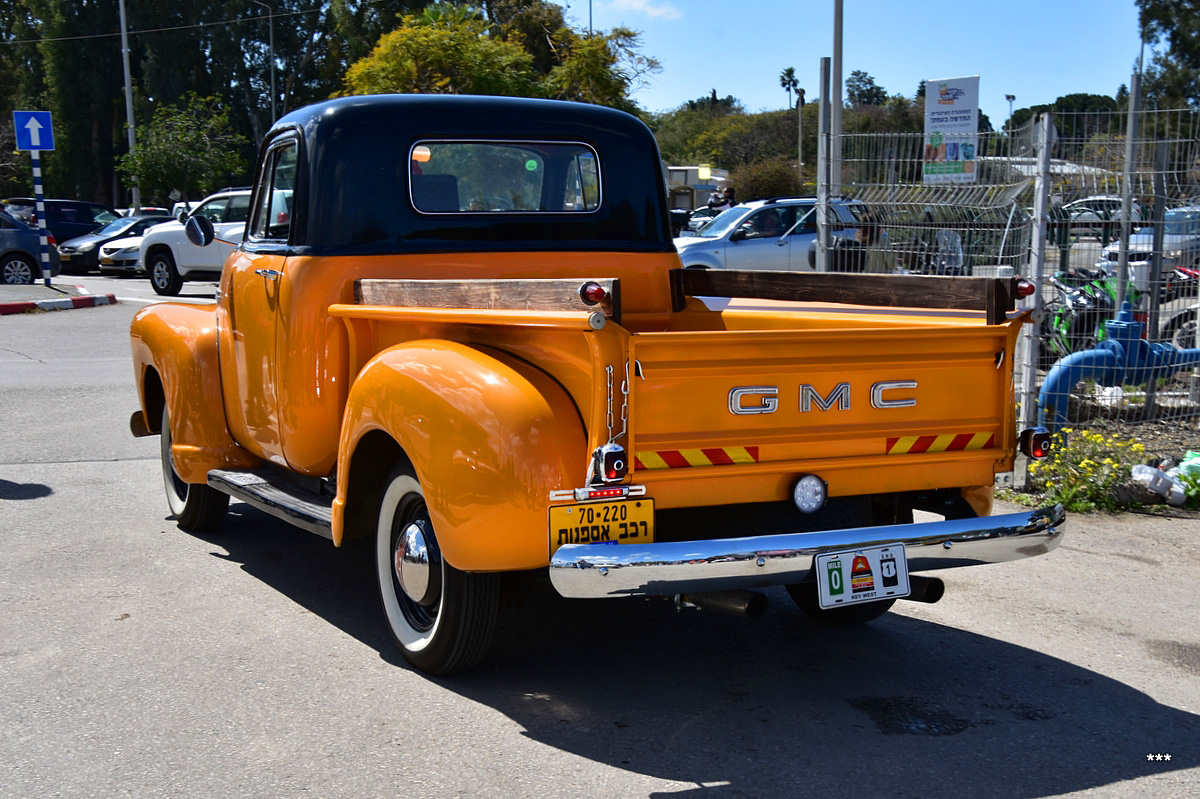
[0,293,118,316]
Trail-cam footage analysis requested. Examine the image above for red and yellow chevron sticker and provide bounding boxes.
[635,446,759,470]
[886,432,995,455]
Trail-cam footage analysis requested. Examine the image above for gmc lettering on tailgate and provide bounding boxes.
[728,381,917,415]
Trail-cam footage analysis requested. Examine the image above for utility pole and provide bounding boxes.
[118,0,139,210]
[830,0,843,196]
[254,1,276,122]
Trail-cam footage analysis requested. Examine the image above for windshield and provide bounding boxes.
[1162,210,1200,237]
[696,207,751,238]
[95,218,140,236]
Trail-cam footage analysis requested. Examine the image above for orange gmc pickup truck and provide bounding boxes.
[129,94,1063,674]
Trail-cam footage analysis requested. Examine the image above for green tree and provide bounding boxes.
[542,27,658,111]
[728,155,801,201]
[690,109,797,169]
[115,94,248,207]
[646,92,743,164]
[846,70,887,106]
[487,0,566,75]
[24,0,127,202]
[341,10,535,96]
[341,7,656,111]
[780,66,798,107]
[1137,0,1200,107]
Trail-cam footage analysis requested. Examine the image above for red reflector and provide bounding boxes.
[1016,279,1036,298]
[587,488,625,499]
[580,281,606,305]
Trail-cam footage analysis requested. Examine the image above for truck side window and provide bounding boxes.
[251,141,297,240]
[409,141,601,214]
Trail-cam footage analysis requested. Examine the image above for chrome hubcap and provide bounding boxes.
[395,520,439,606]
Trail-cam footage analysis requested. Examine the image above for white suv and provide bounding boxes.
[673,197,862,271]
[141,189,251,295]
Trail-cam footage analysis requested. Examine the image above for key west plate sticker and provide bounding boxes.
[815,543,910,609]
[923,75,979,185]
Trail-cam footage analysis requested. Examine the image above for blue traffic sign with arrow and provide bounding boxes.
[13,111,54,151]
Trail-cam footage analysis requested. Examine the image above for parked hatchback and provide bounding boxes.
[673,197,862,271]
[58,213,171,274]
[0,210,60,283]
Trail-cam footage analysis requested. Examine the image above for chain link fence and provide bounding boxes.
[832,108,1200,456]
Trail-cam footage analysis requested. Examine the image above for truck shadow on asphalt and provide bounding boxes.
[201,505,1199,798]
[0,478,52,499]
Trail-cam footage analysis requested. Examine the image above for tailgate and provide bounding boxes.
[627,320,1020,505]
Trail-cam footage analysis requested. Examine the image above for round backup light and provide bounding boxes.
[1016,279,1037,298]
[792,474,827,514]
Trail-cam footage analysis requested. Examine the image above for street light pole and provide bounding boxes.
[253,1,275,122]
[1005,94,1015,132]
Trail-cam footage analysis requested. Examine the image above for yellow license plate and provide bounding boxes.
[100,257,113,264]
[549,498,654,555]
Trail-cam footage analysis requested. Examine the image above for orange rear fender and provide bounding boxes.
[334,340,587,570]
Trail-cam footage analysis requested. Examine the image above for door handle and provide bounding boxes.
[255,268,281,280]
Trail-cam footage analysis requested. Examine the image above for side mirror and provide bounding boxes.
[730,227,747,242]
[185,214,215,247]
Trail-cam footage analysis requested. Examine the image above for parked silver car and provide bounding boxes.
[673,197,862,271]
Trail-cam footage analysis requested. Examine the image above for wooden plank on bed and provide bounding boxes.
[356,277,620,323]
[671,269,1016,324]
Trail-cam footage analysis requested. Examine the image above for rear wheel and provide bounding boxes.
[376,466,498,675]
[149,250,182,295]
[2,254,36,284]
[160,405,229,531]
[786,582,896,625]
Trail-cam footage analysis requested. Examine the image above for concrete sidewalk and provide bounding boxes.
[0,281,117,315]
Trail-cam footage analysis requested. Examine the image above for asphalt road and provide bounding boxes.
[2,295,1198,798]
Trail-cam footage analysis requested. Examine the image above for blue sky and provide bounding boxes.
[569,0,1146,128]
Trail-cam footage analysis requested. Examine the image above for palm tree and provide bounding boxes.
[780,67,799,108]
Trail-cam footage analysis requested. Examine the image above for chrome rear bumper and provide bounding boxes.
[548,504,1065,599]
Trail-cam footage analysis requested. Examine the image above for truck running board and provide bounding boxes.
[207,468,334,539]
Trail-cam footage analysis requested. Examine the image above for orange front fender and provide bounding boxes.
[130,303,259,482]
[333,340,586,571]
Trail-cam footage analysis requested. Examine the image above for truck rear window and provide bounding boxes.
[409,141,600,214]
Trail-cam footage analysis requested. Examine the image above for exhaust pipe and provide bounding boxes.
[900,575,945,604]
[681,590,768,619]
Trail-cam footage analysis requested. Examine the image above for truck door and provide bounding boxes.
[218,139,296,464]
